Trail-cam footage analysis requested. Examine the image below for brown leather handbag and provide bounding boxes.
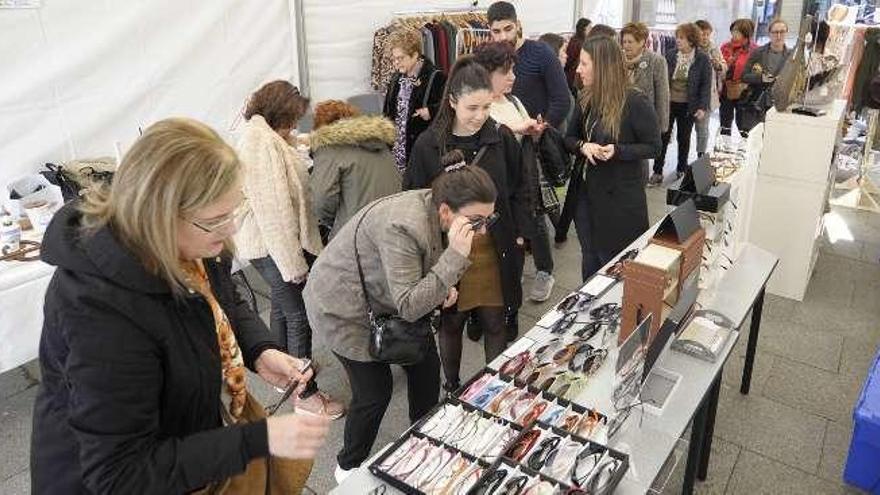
[196,392,314,495]
[724,79,748,100]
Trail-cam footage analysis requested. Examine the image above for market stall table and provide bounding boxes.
[0,255,54,373]
[332,224,777,495]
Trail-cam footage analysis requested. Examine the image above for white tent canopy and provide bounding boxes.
[0,0,619,186]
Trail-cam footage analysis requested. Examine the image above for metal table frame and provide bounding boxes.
[331,236,778,495]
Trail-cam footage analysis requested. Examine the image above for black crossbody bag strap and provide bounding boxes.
[353,199,389,325]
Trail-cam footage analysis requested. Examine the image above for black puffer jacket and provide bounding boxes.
[30,203,279,494]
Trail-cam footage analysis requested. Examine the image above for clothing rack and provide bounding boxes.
[371,10,490,92]
[392,6,485,17]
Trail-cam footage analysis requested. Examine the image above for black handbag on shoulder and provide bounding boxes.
[353,200,433,365]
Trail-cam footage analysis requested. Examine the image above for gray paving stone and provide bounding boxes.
[726,449,851,495]
[721,353,776,396]
[0,388,36,480]
[839,336,880,378]
[820,238,864,262]
[21,360,41,384]
[742,316,843,372]
[762,293,798,322]
[860,241,880,264]
[0,368,34,402]
[658,436,740,495]
[761,357,864,424]
[1,468,29,495]
[819,420,854,485]
[714,384,826,473]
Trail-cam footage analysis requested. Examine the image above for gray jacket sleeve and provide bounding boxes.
[653,55,671,133]
[376,223,470,322]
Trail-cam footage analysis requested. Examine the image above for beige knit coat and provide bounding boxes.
[233,115,323,282]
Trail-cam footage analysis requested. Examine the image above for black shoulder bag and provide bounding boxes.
[353,200,433,365]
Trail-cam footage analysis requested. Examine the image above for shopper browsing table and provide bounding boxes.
[382,29,446,174]
[654,23,712,183]
[30,118,330,494]
[304,167,497,483]
[620,22,670,182]
[405,56,528,387]
[740,19,791,132]
[565,36,662,279]
[720,19,756,136]
[234,81,344,418]
[310,100,401,240]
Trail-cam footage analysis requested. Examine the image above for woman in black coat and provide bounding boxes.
[404,56,529,391]
[652,23,713,183]
[383,29,446,173]
[30,118,329,494]
[565,36,662,280]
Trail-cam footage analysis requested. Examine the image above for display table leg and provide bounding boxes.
[682,393,709,494]
[698,374,722,481]
[741,286,766,395]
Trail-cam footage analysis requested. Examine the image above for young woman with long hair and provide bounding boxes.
[405,55,529,392]
[564,36,662,279]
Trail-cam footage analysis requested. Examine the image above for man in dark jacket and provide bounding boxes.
[488,1,571,130]
[741,19,791,131]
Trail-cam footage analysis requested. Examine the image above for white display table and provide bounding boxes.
[749,99,845,300]
[0,258,54,373]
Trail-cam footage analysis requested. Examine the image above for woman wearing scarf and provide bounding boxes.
[720,19,756,136]
[620,22,669,184]
[654,23,712,182]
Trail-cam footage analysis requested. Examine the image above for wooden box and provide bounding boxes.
[619,244,682,345]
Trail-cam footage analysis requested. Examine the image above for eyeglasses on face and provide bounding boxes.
[188,202,249,234]
[467,212,500,231]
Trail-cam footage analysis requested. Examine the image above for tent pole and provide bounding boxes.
[293,0,310,97]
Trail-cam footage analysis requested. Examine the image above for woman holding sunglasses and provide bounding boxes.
[31,118,330,493]
[304,162,497,482]
[235,80,344,418]
[405,56,529,394]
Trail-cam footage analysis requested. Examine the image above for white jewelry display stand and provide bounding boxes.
[749,99,846,301]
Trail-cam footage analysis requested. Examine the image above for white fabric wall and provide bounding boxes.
[302,0,577,103]
[0,0,300,187]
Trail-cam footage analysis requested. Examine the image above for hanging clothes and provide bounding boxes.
[370,11,489,92]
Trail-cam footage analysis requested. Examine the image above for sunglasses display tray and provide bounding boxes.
[456,369,611,444]
[368,398,524,495]
[469,421,629,495]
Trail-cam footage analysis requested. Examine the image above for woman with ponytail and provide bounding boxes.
[405,56,529,394]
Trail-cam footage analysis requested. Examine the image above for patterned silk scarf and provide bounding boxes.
[183,259,248,422]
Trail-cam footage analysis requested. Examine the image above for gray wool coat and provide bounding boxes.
[302,190,470,362]
[629,50,671,133]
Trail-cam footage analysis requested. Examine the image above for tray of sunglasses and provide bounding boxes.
[369,430,491,495]
[456,368,611,442]
[469,421,629,494]
[369,398,524,495]
[492,340,613,404]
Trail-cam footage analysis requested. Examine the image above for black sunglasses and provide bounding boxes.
[468,212,500,230]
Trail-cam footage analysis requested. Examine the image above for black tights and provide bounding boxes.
[438,306,507,387]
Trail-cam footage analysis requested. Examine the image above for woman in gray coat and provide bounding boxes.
[310,100,401,239]
[303,162,498,482]
[621,23,670,140]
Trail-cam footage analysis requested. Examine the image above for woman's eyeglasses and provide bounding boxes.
[189,203,249,234]
[468,212,500,231]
